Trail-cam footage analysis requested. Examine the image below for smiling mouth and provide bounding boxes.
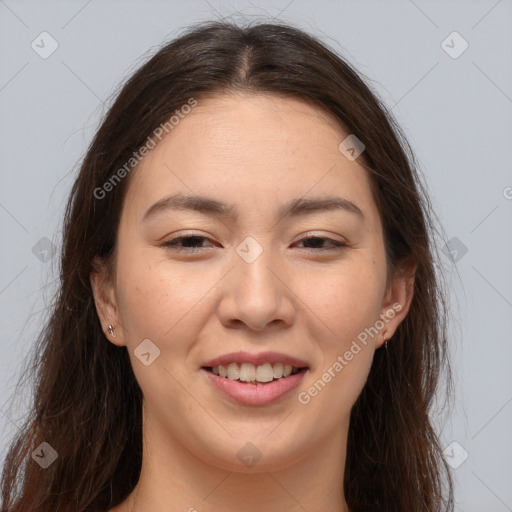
[202,363,308,385]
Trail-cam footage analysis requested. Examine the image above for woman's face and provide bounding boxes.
[92,93,412,473]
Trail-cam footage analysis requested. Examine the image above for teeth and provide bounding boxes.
[227,363,239,380]
[273,362,283,378]
[209,362,301,383]
[240,362,256,382]
[255,363,273,382]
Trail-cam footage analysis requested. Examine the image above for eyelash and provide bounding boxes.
[161,235,347,252]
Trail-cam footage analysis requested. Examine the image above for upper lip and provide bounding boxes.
[202,351,309,369]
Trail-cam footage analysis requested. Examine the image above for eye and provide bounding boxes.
[294,236,347,251]
[161,234,347,253]
[161,235,216,252]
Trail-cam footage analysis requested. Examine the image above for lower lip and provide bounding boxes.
[201,368,308,406]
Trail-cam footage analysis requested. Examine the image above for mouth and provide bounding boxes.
[200,351,310,385]
[200,351,310,405]
[201,363,308,385]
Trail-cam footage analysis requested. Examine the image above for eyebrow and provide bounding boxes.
[142,192,365,222]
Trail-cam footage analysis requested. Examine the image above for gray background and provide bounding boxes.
[1,0,511,510]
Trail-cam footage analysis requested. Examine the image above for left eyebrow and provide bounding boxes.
[142,192,365,223]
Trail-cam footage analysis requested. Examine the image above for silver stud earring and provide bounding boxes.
[107,325,116,337]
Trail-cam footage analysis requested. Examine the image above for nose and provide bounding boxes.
[217,246,296,332]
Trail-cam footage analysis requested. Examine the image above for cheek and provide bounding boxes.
[298,259,386,343]
[114,255,212,400]
[293,254,385,414]
[300,343,374,435]
[115,252,214,344]
[297,266,381,423]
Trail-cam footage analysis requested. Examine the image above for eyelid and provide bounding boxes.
[161,231,348,253]
[292,231,347,244]
[293,235,347,251]
[161,232,217,251]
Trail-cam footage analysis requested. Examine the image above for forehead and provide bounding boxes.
[169,92,348,159]
[122,93,380,228]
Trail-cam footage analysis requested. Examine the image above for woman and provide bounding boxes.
[1,20,454,512]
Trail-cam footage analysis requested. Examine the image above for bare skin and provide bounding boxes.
[91,92,414,512]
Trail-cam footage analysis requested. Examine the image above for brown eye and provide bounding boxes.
[294,236,347,251]
[162,235,215,251]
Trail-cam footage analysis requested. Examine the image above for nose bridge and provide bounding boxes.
[220,235,294,330]
[235,235,280,303]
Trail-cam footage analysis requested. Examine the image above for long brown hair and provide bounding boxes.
[1,20,454,511]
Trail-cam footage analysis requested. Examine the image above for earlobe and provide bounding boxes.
[377,266,416,348]
[90,257,125,347]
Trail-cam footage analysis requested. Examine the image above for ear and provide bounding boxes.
[376,263,416,348]
[90,256,126,347]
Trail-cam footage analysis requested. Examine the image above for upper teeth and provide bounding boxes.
[211,362,298,383]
